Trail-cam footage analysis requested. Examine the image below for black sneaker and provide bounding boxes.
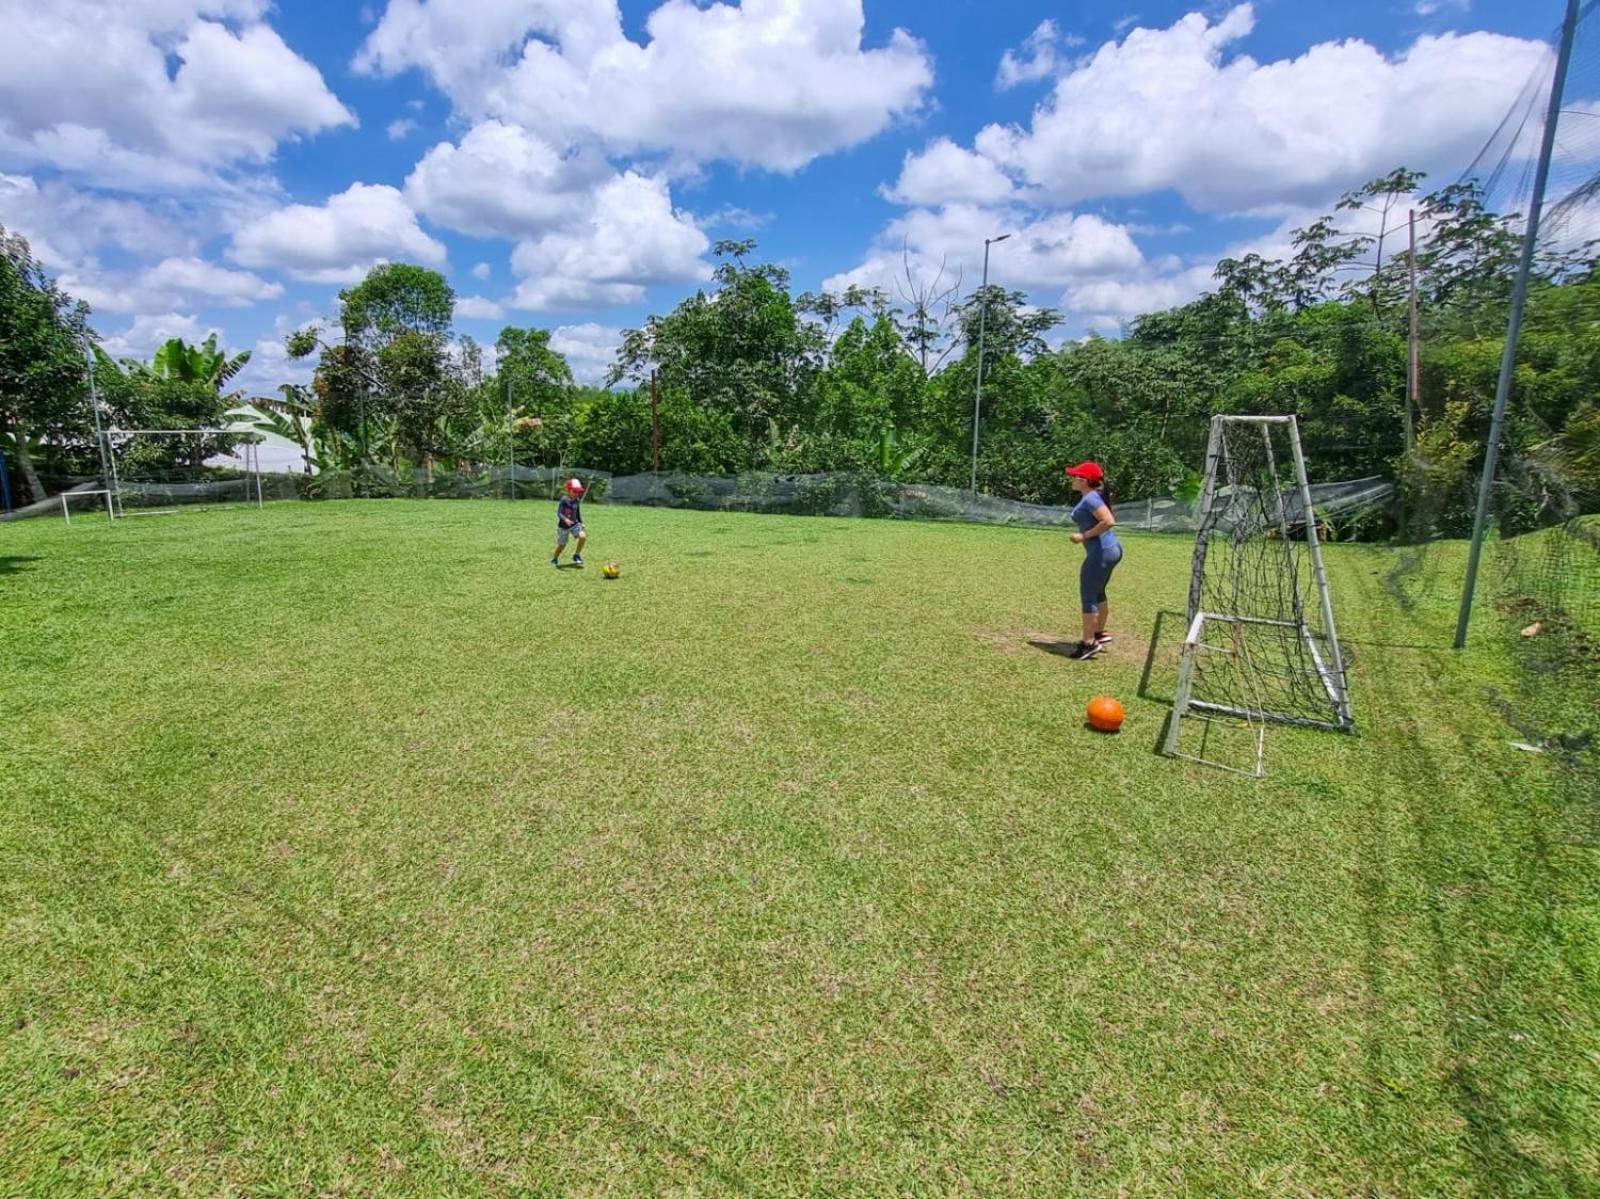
[572,554,585,567]
[1068,641,1102,660]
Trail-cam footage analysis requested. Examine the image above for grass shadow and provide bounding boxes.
[1357,676,1591,1195]
[1342,638,1455,653]
[203,864,763,1196]
[1026,637,1080,659]
[1137,609,1182,705]
[0,555,41,575]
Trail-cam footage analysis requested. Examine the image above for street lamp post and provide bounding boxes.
[970,233,1010,494]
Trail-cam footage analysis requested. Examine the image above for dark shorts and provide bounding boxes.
[1079,543,1123,614]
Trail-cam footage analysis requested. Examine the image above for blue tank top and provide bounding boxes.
[1072,490,1120,553]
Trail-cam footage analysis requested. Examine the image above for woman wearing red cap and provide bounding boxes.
[1064,461,1121,659]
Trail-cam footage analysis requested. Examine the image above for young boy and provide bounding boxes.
[551,478,587,567]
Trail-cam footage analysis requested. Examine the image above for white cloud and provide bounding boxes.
[997,19,1083,90]
[356,0,933,171]
[472,262,492,280]
[456,295,507,320]
[826,203,1144,299]
[700,206,772,230]
[60,256,282,315]
[550,322,621,384]
[233,333,315,396]
[143,257,284,306]
[387,118,419,140]
[231,310,328,395]
[1415,0,1470,15]
[510,171,709,310]
[1064,266,1214,326]
[0,173,194,268]
[883,139,1017,207]
[0,2,353,190]
[230,182,448,283]
[970,4,1551,213]
[404,120,610,238]
[98,311,215,361]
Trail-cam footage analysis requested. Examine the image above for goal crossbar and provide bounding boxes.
[105,427,266,516]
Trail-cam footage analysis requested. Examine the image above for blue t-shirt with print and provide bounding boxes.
[557,496,582,529]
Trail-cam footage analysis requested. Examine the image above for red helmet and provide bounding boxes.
[565,478,585,495]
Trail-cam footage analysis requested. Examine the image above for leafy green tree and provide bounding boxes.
[568,386,743,475]
[494,326,576,465]
[291,263,466,467]
[340,263,455,350]
[610,242,827,455]
[814,314,925,444]
[1334,167,1427,312]
[0,227,93,500]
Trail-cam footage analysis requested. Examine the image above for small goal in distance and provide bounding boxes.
[106,428,265,517]
[1164,414,1353,776]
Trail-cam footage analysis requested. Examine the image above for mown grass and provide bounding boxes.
[2,501,1596,1197]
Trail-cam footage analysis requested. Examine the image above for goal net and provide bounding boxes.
[107,428,264,516]
[1164,415,1353,776]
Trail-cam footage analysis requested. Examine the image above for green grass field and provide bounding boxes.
[3,501,1597,1197]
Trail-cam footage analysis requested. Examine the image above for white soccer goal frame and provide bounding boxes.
[106,428,265,518]
[58,488,117,523]
[1164,415,1353,774]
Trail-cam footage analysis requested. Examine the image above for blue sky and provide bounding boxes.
[0,0,1561,391]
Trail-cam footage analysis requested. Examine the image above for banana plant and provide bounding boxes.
[151,334,251,393]
[875,423,924,480]
[246,385,317,474]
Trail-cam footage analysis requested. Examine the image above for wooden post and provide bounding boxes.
[651,369,661,475]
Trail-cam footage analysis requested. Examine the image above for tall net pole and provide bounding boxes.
[1455,0,1581,649]
[1405,209,1420,453]
[85,344,115,515]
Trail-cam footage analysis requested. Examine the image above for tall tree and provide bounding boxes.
[1335,167,1426,313]
[609,242,826,452]
[0,227,93,501]
[340,263,455,351]
[291,263,463,465]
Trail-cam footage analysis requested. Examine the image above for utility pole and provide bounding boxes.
[970,233,1010,494]
[505,375,514,501]
[1455,0,1580,649]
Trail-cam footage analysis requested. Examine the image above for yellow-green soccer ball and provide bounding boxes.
[602,561,621,579]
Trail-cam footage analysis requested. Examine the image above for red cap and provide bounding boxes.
[565,478,585,494]
[1064,461,1104,485]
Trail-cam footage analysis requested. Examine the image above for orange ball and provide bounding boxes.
[1087,695,1125,733]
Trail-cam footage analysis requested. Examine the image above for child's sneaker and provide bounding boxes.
[1095,630,1114,645]
[550,557,560,567]
[1067,641,1102,660]
[572,554,585,567]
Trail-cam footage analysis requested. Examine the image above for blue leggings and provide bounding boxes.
[1079,543,1123,614]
